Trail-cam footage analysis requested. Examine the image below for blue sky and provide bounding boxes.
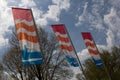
[0,0,120,78]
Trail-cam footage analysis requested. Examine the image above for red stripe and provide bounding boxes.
[16,22,35,32]
[17,32,38,43]
[51,24,66,34]
[12,8,32,22]
[82,32,99,55]
[81,32,93,40]
[56,35,70,43]
[60,44,73,52]
[88,49,99,55]
[85,42,96,48]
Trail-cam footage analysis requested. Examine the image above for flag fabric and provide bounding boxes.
[12,8,43,65]
[81,32,103,67]
[51,24,79,67]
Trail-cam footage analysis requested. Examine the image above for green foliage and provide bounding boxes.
[0,63,3,79]
[84,46,120,80]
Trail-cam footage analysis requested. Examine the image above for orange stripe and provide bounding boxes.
[56,35,69,43]
[85,42,96,48]
[17,32,38,43]
[88,49,99,55]
[60,44,73,52]
[16,22,35,32]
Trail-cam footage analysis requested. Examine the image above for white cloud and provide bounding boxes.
[44,5,60,21]
[72,45,108,79]
[77,44,109,63]
[75,2,88,27]
[0,0,7,8]
[75,1,105,30]
[32,0,70,26]
[75,0,120,50]
[0,0,71,58]
[0,0,71,33]
[52,0,70,10]
[97,45,109,52]
[36,0,70,26]
[19,0,36,7]
[78,49,90,62]
[0,0,13,28]
[104,7,120,47]
[106,29,115,48]
[70,49,90,80]
[104,8,120,31]
[0,0,14,47]
[109,0,120,8]
[72,44,107,80]
[0,35,6,45]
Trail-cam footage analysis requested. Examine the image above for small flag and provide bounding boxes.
[51,24,79,67]
[12,8,43,65]
[81,32,103,67]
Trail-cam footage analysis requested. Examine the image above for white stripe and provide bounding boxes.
[54,32,75,54]
[62,46,73,53]
[22,58,42,62]
[63,50,76,57]
[84,39,94,43]
[91,54,101,60]
[17,28,36,36]
[96,63,103,65]
[15,20,34,26]
[19,40,40,52]
[87,46,97,51]
[59,41,71,46]
[55,32,68,38]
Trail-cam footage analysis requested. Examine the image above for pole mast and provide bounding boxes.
[64,24,87,80]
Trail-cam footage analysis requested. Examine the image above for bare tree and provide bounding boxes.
[3,27,73,80]
[3,47,23,80]
[76,73,84,80]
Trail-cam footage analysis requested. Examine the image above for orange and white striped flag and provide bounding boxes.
[12,8,43,65]
[81,32,103,67]
[51,24,79,67]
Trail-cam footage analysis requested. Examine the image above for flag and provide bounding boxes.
[51,24,79,67]
[12,8,43,65]
[81,32,103,67]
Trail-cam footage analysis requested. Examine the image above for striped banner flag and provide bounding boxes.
[12,8,43,65]
[81,32,103,67]
[51,24,79,67]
